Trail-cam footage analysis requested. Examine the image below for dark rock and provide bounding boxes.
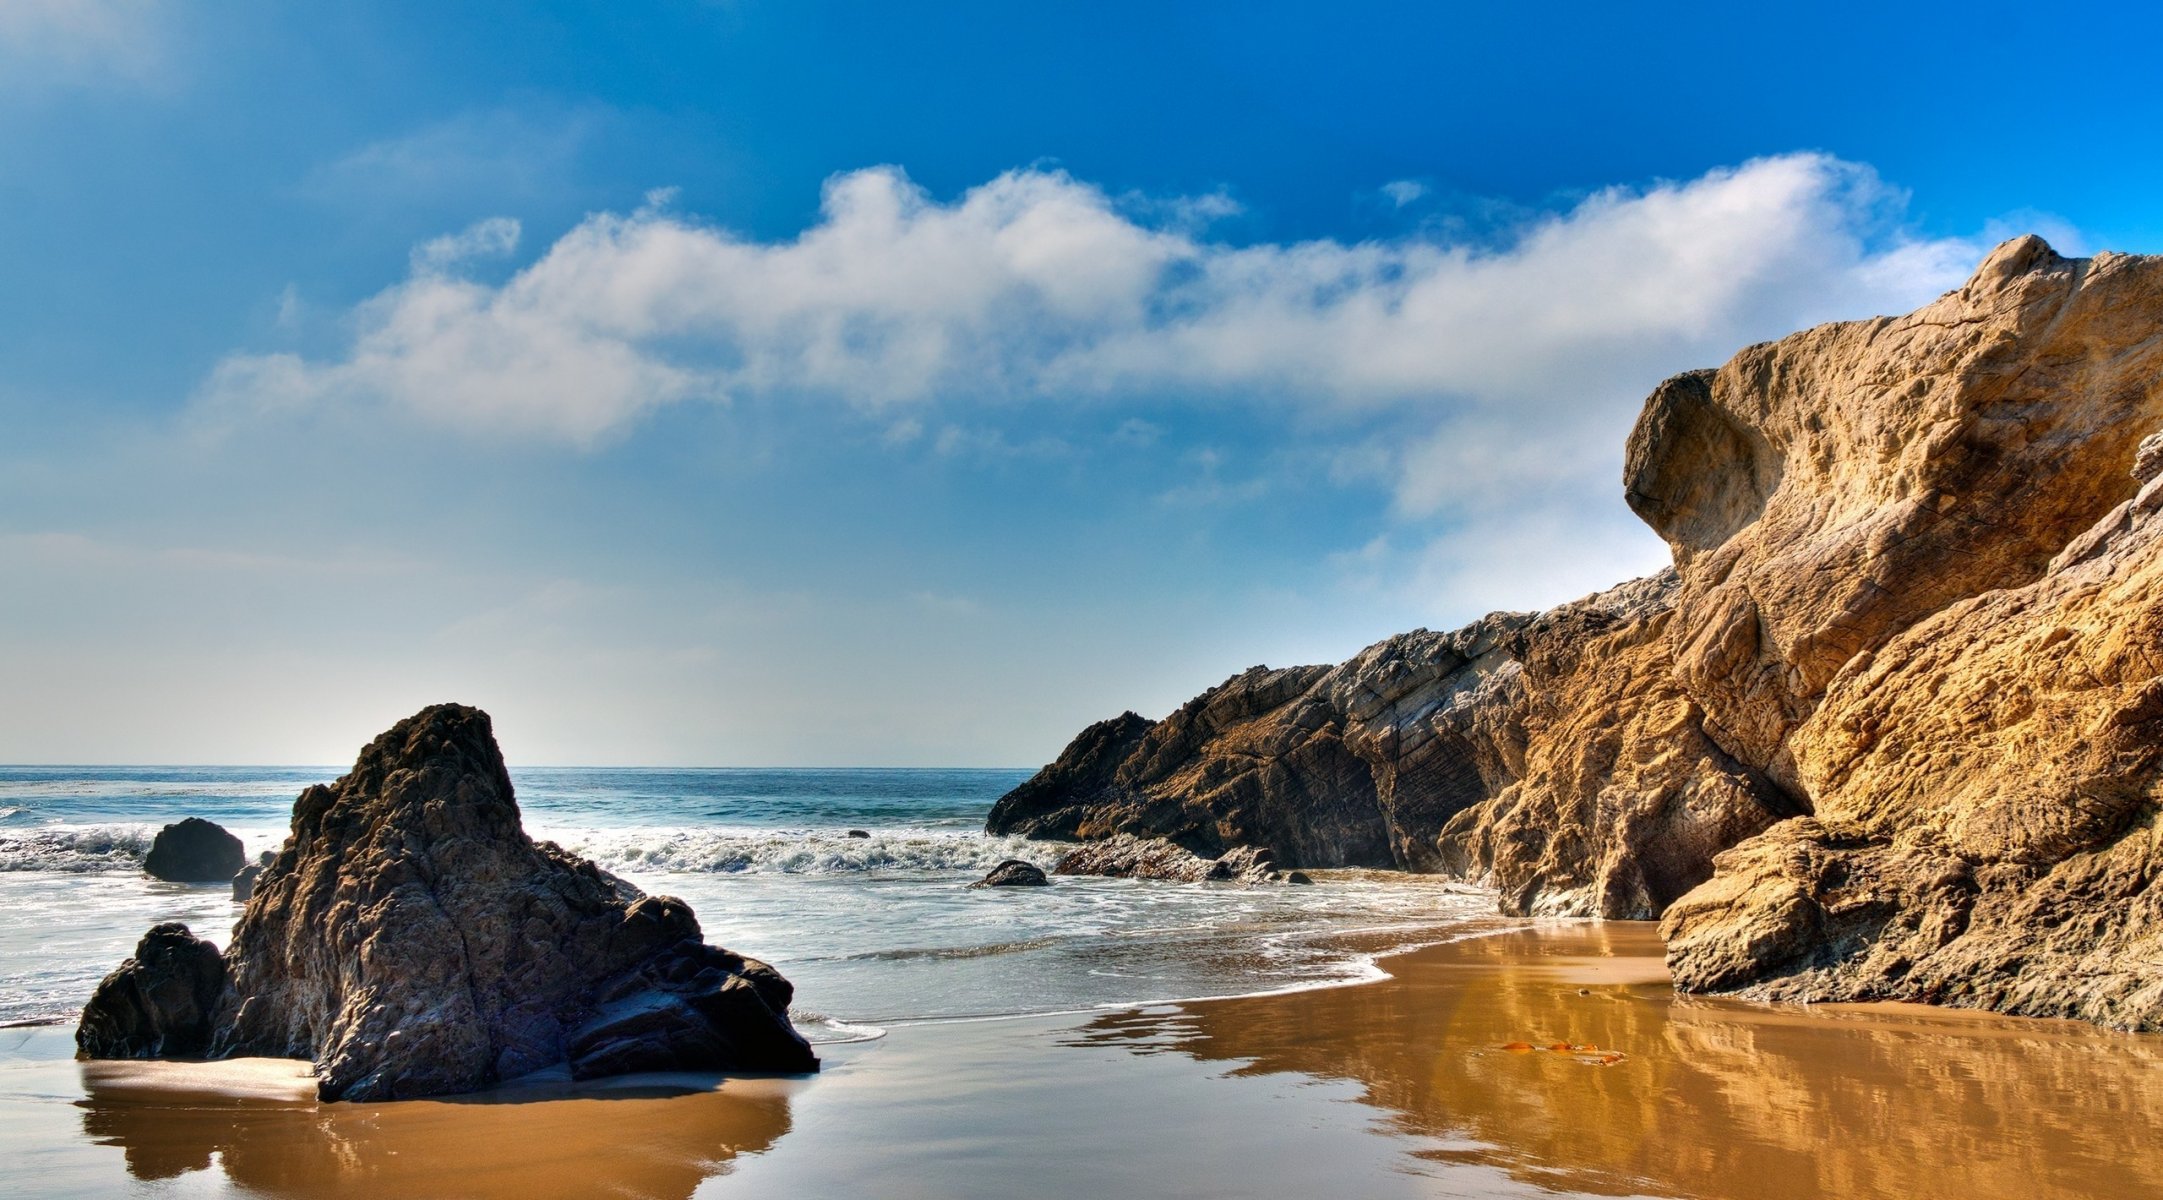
[1053,834,1292,885]
[142,818,245,883]
[845,829,870,838]
[1285,871,1314,885]
[76,923,230,1058]
[78,703,816,1100]
[567,942,814,1078]
[969,860,1050,888]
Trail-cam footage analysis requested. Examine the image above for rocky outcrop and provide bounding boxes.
[78,704,817,1098]
[1051,834,1302,884]
[989,619,1528,874]
[970,860,1051,887]
[999,237,2163,1026]
[993,575,1781,916]
[143,818,246,883]
[76,923,229,1058]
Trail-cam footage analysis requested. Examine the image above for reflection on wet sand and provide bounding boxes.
[1077,924,2163,1200]
[76,1060,798,1200]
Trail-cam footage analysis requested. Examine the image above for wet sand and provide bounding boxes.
[9,922,2161,1199]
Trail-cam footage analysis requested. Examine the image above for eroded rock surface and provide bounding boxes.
[79,704,817,1098]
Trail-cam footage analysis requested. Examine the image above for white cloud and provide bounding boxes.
[210,154,1982,443]
[411,216,522,273]
[202,153,2004,608]
[1380,179,1428,208]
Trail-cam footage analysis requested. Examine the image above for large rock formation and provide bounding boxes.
[78,704,817,1099]
[997,237,2163,1027]
[1656,239,2163,1026]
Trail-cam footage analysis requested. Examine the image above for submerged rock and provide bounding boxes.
[77,923,228,1058]
[142,818,245,883]
[79,704,817,1100]
[969,860,1050,888]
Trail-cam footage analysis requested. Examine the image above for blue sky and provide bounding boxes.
[3,1,2158,765]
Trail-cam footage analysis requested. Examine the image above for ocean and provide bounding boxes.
[0,766,1491,1039]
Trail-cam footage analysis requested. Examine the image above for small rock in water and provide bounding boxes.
[142,817,246,883]
[970,859,1051,888]
[845,829,871,838]
[232,863,263,902]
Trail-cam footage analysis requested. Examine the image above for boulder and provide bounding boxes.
[142,818,245,883]
[76,923,229,1058]
[1052,834,1293,884]
[845,829,871,838]
[969,859,1050,888]
[78,703,817,1099]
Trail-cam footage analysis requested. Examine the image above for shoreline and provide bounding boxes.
[13,919,2163,1199]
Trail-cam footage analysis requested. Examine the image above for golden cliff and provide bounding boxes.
[991,236,2163,1028]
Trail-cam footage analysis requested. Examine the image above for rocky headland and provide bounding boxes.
[990,236,2163,1029]
[78,703,817,1099]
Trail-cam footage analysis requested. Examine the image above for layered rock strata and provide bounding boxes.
[79,704,817,1099]
[996,237,2163,1027]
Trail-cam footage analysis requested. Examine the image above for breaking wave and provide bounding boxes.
[0,825,158,873]
[550,827,1065,876]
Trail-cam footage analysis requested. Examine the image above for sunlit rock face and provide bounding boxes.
[1658,239,2163,1027]
[1000,237,2163,1027]
[78,704,817,1099]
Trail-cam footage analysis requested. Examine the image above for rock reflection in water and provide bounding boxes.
[77,1063,797,1200]
[1075,924,2163,1200]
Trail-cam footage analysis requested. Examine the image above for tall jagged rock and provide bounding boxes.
[78,704,817,1099]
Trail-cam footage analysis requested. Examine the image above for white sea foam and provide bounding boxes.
[0,823,288,873]
[545,826,1065,875]
[0,825,157,872]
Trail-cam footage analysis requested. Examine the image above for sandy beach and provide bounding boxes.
[10,920,2160,1200]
